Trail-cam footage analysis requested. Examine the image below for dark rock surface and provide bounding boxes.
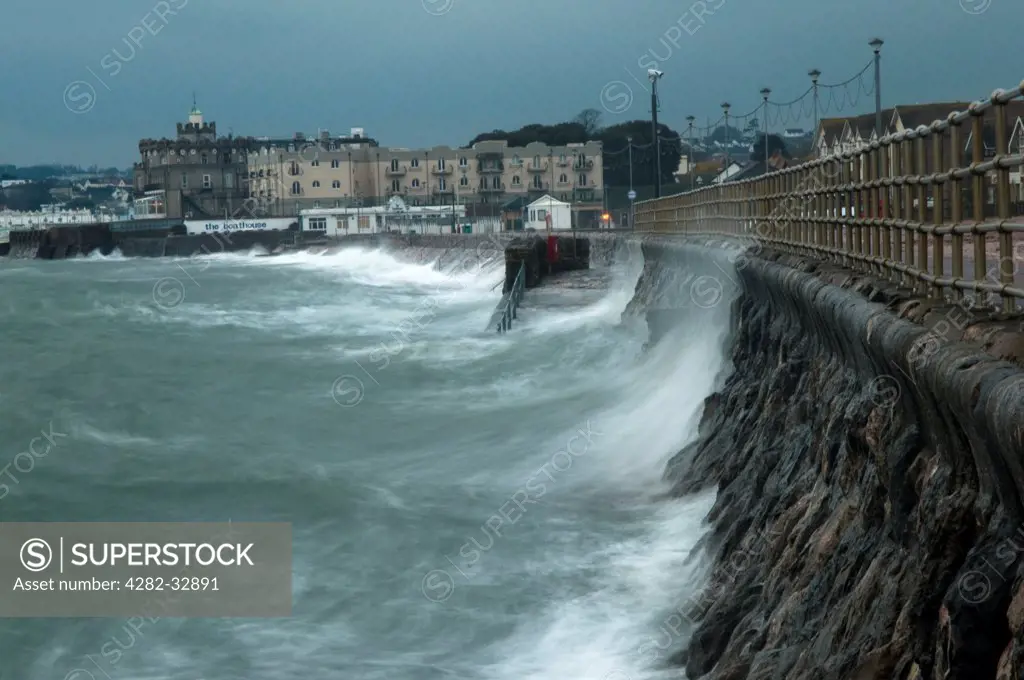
[636,242,1024,679]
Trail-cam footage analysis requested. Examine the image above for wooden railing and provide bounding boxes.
[635,80,1024,311]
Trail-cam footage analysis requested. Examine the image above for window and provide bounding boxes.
[512,155,521,166]
[202,174,212,189]
[331,159,340,168]
[332,180,341,189]
[459,157,467,167]
[289,162,299,176]
[201,155,208,165]
[225,174,234,188]
[559,174,568,184]
[313,201,320,208]
[311,160,320,167]
[578,174,586,186]
[559,154,567,164]
[437,158,446,170]
[533,155,541,167]
[357,215,370,231]
[312,180,321,188]
[410,158,419,168]
[479,178,487,188]
[533,175,543,189]
[391,179,401,191]
[181,175,188,188]
[512,175,521,186]
[438,178,447,191]
[491,176,500,188]
[291,181,301,195]
[308,217,327,231]
[391,159,400,171]
[460,176,468,186]
[411,179,420,188]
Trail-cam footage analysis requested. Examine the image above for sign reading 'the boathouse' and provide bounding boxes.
[183,219,293,235]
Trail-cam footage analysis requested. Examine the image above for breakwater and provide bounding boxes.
[3,224,308,260]
[626,237,1024,679]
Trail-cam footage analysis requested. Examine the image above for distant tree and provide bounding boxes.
[599,120,682,187]
[65,197,97,210]
[467,122,588,148]
[573,108,603,137]
[2,181,55,211]
[707,125,746,145]
[749,133,790,164]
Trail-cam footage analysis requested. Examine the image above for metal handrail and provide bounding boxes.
[633,79,1024,310]
[496,262,526,333]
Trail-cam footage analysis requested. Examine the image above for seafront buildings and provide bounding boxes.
[132,104,606,227]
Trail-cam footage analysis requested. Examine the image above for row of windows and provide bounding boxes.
[259,194,593,208]
[280,174,589,195]
[389,155,588,171]
[285,159,593,173]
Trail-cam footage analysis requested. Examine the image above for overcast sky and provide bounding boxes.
[1,0,1019,167]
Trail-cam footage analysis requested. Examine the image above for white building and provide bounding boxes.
[524,195,571,230]
[0,207,116,229]
[299,196,471,236]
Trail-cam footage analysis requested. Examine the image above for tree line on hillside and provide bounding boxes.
[467,109,685,187]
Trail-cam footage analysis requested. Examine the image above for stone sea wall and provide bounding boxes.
[631,239,1024,679]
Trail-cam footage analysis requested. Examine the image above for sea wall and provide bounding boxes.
[3,225,306,259]
[630,238,1024,679]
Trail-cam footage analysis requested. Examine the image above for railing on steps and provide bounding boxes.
[496,262,526,333]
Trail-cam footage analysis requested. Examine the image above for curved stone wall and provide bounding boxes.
[637,240,1024,679]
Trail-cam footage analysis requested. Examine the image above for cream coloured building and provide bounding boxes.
[246,134,604,218]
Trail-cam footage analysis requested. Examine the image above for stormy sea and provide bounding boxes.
[1,242,732,679]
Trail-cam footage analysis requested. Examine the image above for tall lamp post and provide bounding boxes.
[870,38,884,176]
[627,136,634,229]
[627,136,634,194]
[722,102,732,177]
[760,88,771,168]
[808,69,821,151]
[685,115,696,190]
[649,69,664,198]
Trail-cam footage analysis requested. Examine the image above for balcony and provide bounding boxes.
[431,165,454,176]
[480,183,506,193]
[556,158,570,167]
[477,161,504,173]
[528,182,549,192]
[573,159,594,170]
[556,178,571,187]
[386,165,407,177]
[527,162,547,173]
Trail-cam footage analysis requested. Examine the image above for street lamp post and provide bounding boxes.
[808,69,821,151]
[627,136,634,193]
[760,88,771,169]
[649,69,664,198]
[627,135,634,229]
[721,102,731,178]
[870,38,884,176]
[685,116,695,191]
